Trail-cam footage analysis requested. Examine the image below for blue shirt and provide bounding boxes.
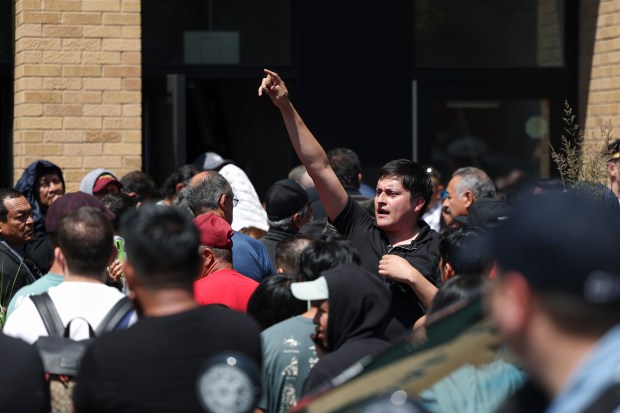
[231,231,276,282]
[547,324,620,413]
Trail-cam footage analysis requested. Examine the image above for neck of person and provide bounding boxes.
[387,222,422,247]
[609,179,620,199]
[135,287,199,317]
[63,270,105,283]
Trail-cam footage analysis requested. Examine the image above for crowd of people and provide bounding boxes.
[0,70,620,413]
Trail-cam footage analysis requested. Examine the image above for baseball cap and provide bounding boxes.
[493,192,620,304]
[93,174,123,194]
[264,179,319,221]
[454,198,510,230]
[291,276,329,301]
[46,191,115,233]
[194,213,234,250]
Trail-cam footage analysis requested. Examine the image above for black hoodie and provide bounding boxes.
[302,263,392,395]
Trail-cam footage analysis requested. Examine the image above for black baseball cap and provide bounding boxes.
[265,179,319,221]
[493,192,620,304]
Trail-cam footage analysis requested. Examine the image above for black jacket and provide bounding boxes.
[0,242,39,307]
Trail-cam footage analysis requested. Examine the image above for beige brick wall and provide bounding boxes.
[579,0,620,143]
[13,0,142,190]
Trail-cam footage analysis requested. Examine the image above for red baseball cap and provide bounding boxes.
[193,213,234,250]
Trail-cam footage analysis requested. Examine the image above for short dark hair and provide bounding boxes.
[186,172,233,216]
[57,207,114,278]
[247,274,306,330]
[328,148,362,189]
[298,234,360,281]
[0,188,25,222]
[378,159,433,216]
[159,164,200,198]
[275,234,313,276]
[101,192,136,231]
[439,226,492,277]
[121,204,200,290]
[120,170,157,201]
[200,245,232,264]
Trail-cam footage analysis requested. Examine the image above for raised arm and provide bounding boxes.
[259,69,349,221]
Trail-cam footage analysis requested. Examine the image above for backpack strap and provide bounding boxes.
[30,293,64,337]
[95,297,134,335]
[581,382,620,413]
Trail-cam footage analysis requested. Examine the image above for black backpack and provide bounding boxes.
[30,293,134,413]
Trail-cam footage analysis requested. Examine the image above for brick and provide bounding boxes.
[81,0,120,12]
[83,25,121,38]
[14,104,43,117]
[43,0,81,11]
[41,51,81,63]
[45,156,83,168]
[121,52,140,65]
[16,38,61,51]
[16,117,62,130]
[103,91,140,103]
[122,78,141,90]
[24,91,61,103]
[123,130,141,142]
[104,143,141,155]
[63,144,102,156]
[22,64,62,77]
[43,25,83,38]
[123,157,142,169]
[103,117,141,130]
[19,11,61,24]
[63,65,101,77]
[62,39,101,51]
[42,78,82,90]
[83,156,122,169]
[44,104,83,116]
[64,117,102,130]
[63,91,102,104]
[63,13,102,25]
[85,131,122,143]
[122,104,141,117]
[15,24,43,39]
[103,65,140,77]
[14,131,43,143]
[83,104,121,116]
[102,38,140,51]
[102,13,140,25]
[83,78,121,90]
[82,51,121,64]
[63,170,92,183]
[121,26,140,38]
[24,144,63,156]
[44,130,83,143]
[15,51,42,65]
[15,77,43,91]
[121,0,140,13]
[16,0,42,12]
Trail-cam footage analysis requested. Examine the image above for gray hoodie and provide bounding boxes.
[79,168,120,195]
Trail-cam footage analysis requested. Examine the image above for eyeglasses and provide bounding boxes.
[232,198,239,207]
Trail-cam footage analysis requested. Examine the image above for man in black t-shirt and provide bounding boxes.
[259,70,440,337]
[73,205,262,413]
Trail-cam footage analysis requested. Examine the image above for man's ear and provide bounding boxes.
[175,182,185,194]
[463,190,476,208]
[609,161,617,176]
[412,197,426,214]
[491,271,533,336]
[197,247,216,280]
[441,260,455,282]
[218,194,227,212]
[124,259,136,289]
[54,247,67,272]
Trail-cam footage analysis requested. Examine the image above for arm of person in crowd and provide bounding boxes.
[378,255,438,309]
[258,69,348,221]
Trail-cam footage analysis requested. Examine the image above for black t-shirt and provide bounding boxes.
[332,198,441,336]
[0,333,49,412]
[73,306,262,413]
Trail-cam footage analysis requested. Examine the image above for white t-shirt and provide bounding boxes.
[3,282,127,344]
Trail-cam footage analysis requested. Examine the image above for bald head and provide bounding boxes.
[189,171,215,187]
